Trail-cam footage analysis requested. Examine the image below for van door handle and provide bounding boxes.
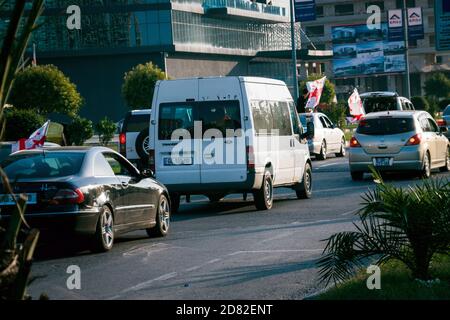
[224,140,233,144]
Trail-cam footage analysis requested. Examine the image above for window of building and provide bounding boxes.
[366,1,384,11]
[436,55,443,64]
[305,25,325,37]
[335,4,354,16]
[316,5,324,17]
[430,35,435,47]
[396,0,416,8]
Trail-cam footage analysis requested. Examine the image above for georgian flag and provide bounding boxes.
[305,76,326,109]
[348,88,365,123]
[11,120,50,153]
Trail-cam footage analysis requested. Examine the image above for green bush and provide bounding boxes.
[3,108,45,141]
[65,116,94,146]
[424,73,450,100]
[96,117,116,146]
[299,74,336,105]
[411,96,429,111]
[122,62,166,109]
[8,64,83,117]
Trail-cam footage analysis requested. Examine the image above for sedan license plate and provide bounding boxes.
[0,193,37,205]
[164,157,193,166]
[373,157,392,167]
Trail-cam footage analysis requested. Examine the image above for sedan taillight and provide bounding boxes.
[51,188,84,205]
[350,136,361,148]
[405,133,422,146]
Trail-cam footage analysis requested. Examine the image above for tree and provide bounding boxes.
[8,64,83,117]
[321,101,347,128]
[411,96,429,111]
[299,74,336,106]
[424,73,450,100]
[96,117,116,146]
[65,116,94,146]
[3,108,45,141]
[122,62,166,109]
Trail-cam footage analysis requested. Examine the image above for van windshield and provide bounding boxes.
[363,97,399,113]
[357,117,415,135]
[158,100,241,140]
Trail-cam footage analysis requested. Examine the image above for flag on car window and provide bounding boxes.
[305,76,326,110]
[348,88,365,122]
[11,120,50,152]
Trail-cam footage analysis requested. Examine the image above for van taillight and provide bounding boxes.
[246,146,255,171]
[149,149,155,172]
[406,133,421,146]
[51,188,84,205]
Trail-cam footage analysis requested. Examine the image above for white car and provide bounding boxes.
[149,77,313,212]
[299,112,346,160]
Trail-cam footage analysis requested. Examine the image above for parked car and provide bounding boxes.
[0,147,170,252]
[119,109,151,170]
[437,104,450,140]
[349,111,449,180]
[299,112,346,160]
[149,76,313,212]
[360,92,415,114]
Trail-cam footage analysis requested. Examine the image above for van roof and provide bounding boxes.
[159,76,287,86]
[360,91,399,98]
[363,110,422,119]
[130,109,151,115]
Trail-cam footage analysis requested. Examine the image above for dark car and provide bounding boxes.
[0,147,170,252]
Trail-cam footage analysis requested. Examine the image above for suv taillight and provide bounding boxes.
[406,133,421,146]
[119,133,126,155]
[437,119,447,127]
[51,188,84,205]
[350,137,361,148]
[149,149,155,173]
[246,146,255,171]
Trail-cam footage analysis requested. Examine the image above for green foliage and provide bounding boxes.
[321,101,347,128]
[65,116,94,146]
[3,108,45,141]
[299,74,336,105]
[96,117,116,146]
[411,96,429,111]
[318,169,450,285]
[122,62,166,109]
[8,64,83,117]
[424,73,450,99]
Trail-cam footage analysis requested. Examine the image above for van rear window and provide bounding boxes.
[357,117,415,135]
[158,101,241,140]
[363,97,399,113]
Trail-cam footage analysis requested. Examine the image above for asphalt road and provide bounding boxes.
[28,154,450,300]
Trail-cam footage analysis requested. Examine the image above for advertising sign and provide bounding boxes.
[294,0,316,22]
[387,9,404,41]
[332,23,406,78]
[407,7,424,41]
[435,0,450,51]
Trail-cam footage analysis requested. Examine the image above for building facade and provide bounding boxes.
[300,0,450,100]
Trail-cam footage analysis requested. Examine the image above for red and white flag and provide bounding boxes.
[11,120,50,153]
[348,88,365,123]
[305,76,326,110]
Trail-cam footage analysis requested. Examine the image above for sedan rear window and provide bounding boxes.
[1,152,85,180]
[363,97,399,113]
[357,117,415,135]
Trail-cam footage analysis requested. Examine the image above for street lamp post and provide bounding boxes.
[402,0,411,99]
[290,0,299,102]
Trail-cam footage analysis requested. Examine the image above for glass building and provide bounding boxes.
[1,0,317,122]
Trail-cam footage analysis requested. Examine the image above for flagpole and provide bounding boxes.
[290,0,299,103]
[402,0,411,99]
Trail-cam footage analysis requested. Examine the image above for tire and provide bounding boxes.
[91,206,114,253]
[296,162,312,199]
[351,171,364,181]
[439,147,450,172]
[146,194,170,237]
[207,193,226,203]
[253,170,273,210]
[335,139,346,157]
[316,140,327,160]
[169,193,180,214]
[420,152,431,179]
[135,128,150,160]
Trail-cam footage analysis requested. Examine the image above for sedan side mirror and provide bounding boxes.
[141,168,154,178]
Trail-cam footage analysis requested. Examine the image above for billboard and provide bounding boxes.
[435,0,450,51]
[332,23,406,78]
[294,0,316,22]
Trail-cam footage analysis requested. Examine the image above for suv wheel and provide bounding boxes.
[135,128,150,160]
[253,170,273,210]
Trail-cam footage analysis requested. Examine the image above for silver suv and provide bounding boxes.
[360,92,415,114]
[349,111,449,180]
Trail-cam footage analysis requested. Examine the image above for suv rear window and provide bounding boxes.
[122,113,150,132]
[363,97,399,113]
[357,117,415,135]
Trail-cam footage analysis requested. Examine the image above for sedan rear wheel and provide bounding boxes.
[92,206,114,253]
[316,141,327,160]
[147,194,170,237]
[335,139,346,157]
[439,147,450,172]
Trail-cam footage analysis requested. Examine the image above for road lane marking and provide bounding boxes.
[227,249,322,256]
[316,162,342,169]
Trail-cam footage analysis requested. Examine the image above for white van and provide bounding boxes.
[149,77,313,212]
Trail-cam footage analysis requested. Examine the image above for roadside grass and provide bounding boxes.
[318,254,450,300]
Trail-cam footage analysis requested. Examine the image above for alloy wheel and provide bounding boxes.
[101,210,114,249]
[159,196,170,233]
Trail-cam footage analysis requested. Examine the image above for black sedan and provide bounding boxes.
[0,147,171,252]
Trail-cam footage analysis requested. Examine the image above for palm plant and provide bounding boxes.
[0,0,44,300]
[318,169,450,285]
